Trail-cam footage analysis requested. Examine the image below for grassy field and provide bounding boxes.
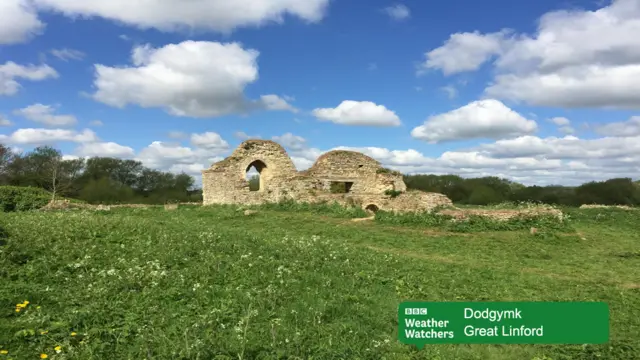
[1,205,639,359]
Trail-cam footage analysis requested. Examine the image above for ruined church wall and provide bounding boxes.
[202,141,298,205]
[302,150,407,195]
[202,140,453,212]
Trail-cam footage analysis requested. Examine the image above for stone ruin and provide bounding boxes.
[202,140,452,213]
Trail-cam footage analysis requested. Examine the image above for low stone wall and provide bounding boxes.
[41,200,202,211]
[579,204,635,210]
[438,207,564,221]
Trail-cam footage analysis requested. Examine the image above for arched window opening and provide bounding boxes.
[246,160,267,191]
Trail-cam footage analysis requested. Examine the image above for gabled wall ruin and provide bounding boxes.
[202,140,452,212]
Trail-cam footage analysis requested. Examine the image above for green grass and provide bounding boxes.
[1,206,639,359]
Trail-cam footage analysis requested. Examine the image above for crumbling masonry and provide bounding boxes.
[202,140,452,212]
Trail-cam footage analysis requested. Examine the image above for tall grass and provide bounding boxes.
[257,199,369,218]
[375,210,573,233]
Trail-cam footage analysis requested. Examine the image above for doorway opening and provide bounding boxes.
[365,204,380,213]
[245,160,267,191]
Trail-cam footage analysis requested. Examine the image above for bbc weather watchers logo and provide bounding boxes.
[405,307,428,315]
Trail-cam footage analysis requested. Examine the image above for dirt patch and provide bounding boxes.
[351,216,375,222]
[621,283,640,289]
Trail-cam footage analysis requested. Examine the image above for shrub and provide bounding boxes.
[0,186,51,212]
[258,198,368,218]
[384,189,402,198]
[376,167,402,176]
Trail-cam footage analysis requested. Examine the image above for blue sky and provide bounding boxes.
[1,0,640,185]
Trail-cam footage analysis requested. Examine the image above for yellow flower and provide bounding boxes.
[70,332,77,336]
[0,350,8,355]
[23,301,29,305]
[40,354,47,359]
[14,308,20,313]
[54,346,61,353]
[40,331,48,335]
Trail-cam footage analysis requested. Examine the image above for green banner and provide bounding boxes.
[398,302,609,346]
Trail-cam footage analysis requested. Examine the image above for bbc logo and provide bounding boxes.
[405,308,428,315]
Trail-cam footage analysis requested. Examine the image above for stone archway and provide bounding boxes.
[245,160,268,191]
[365,204,380,213]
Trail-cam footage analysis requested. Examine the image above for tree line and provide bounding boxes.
[403,174,640,206]
[2,144,639,206]
[0,144,201,204]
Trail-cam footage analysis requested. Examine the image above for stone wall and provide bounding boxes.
[202,140,452,212]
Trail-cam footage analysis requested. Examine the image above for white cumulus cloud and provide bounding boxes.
[75,142,135,157]
[259,94,298,113]
[0,115,12,126]
[0,128,98,145]
[595,116,640,137]
[548,117,574,134]
[411,99,537,143]
[422,0,640,109]
[190,132,229,150]
[419,30,509,75]
[273,132,307,150]
[234,131,261,140]
[14,103,77,126]
[0,0,45,44]
[312,100,401,127]
[136,140,226,174]
[50,48,85,61]
[383,4,410,21]
[0,62,58,96]
[91,41,291,118]
[31,0,330,33]
[549,117,570,126]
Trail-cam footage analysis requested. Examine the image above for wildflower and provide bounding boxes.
[70,332,77,336]
[40,331,48,335]
[54,346,61,353]
[40,354,48,359]
[0,350,7,355]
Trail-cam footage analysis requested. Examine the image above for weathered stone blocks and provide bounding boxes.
[202,140,452,212]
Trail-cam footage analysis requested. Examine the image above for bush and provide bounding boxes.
[384,189,402,198]
[0,186,51,212]
[258,198,369,218]
[376,167,402,176]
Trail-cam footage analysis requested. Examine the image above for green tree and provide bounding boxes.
[468,185,501,205]
[80,177,135,204]
[0,144,15,185]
